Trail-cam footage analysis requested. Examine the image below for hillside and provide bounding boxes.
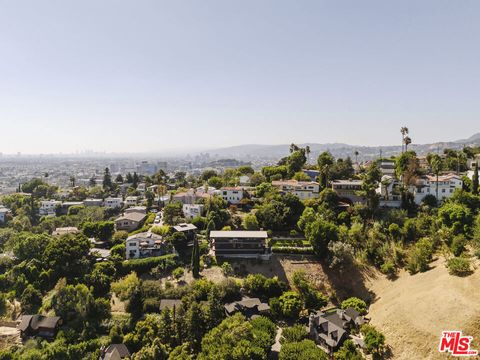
[204,132,480,160]
[368,257,480,360]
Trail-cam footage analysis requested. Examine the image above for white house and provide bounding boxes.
[125,232,173,260]
[83,198,103,207]
[220,187,244,204]
[182,204,204,219]
[272,180,320,200]
[39,200,61,216]
[413,173,463,205]
[239,175,251,186]
[104,197,123,209]
[377,175,402,208]
[125,196,140,207]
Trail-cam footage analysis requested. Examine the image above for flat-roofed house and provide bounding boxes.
[413,173,463,205]
[331,180,364,204]
[220,187,244,204]
[173,223,198,242]
[272,180,320,200]
[210,230,271,260]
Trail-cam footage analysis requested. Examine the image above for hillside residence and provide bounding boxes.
[302,169,320,181]
[220,187,244,204]
[125,232,173,260]
[83,198,103,207]
[125,196,140,207]
[0,206,11,223]
[413,173,463,204]
[173,223,198,241]
[377,175,402,208]
[224,297,270,319]
[18,315,62,339]
[379,159,396,177]
[52,227,80,236]
[124,206,147,215]
[210,230,271,260]
[39,200,61,216]
[115,212,147,232]
[331,180,364,204]
[104,197,123,209]
[309,307,366,355]
[57,201,84,215]
[182,204,204,219]
[271,180,320,200]
[100,344,131,360]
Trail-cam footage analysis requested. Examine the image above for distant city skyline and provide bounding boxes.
[1,1,480,154]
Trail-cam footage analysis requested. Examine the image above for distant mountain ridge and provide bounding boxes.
[204,133,480,161]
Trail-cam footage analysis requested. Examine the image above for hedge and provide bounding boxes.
[272,246,314,255]
[119,254,179,276]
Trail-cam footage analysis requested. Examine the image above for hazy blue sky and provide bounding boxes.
[1,0,479,154]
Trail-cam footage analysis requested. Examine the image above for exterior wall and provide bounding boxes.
[182,204,204,219]
[212,236,270,259]
[221,189,244,204]
[414,176,463,204]
[39,200,61,216]
[105,198,123,209]
[115,219,140,232]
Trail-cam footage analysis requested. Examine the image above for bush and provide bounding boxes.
[221,262,233,276]
[446,257,472,276]
[243,274,286,299]
[341,297,367,314]
[272,246,314,255]
[277,291,303,319]
[172,267,185,280]
[280,325,308,344]
[405,238,434,274]
[361,325,385,355]
[380,261,397,278]
[450,235,467,257]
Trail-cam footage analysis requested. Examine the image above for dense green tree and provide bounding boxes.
[103,167,113,192]
[191,237,200,278]
[361,325,386,356]
[334,339,363,360]
[279,340,328,360]
[163,202,184,225]
[473,162,479,195]
[341,297,367,314]
[20,284,42,313]
[317,152,334,188]
[280,325,308,344]
[305,217,339,258]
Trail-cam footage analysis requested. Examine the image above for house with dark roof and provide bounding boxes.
[100,344,131,360]
[224,297,270,319]
[115,211,147,232]
[210,231,271,260]
[18,315,62,339]
[309,307,366,355]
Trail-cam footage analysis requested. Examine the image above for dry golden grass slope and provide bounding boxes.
[367,257,480,360]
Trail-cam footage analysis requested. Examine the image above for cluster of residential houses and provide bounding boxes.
[330,159,464,207]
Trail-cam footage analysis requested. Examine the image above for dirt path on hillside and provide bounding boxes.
[367,258,480,360]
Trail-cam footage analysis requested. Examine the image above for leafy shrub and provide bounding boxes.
[341,297,367,314]
[172,267,185,280]
[446,257,472,276]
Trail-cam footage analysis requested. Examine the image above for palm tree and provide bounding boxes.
[400,127,409,152]
[428,154,442,201]
[354,150,359,164]
[403,136,412,152]
[305,145,311,160]
[69,175,76,188]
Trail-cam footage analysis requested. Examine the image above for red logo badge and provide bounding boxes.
[439,331,478,357]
